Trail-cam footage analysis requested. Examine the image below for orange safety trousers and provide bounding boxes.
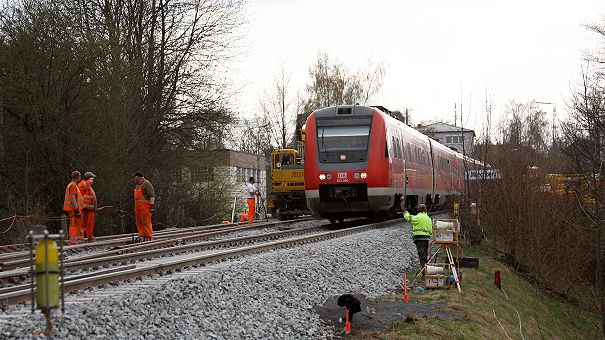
[134,187,153,238]
[244,198,256,224]
[81,209,95,239]
[68,211,83,241]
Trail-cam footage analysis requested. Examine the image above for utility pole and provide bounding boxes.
[461,84,468,199]
[454,103,457,127]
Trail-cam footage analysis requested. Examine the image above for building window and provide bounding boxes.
[446,136,463,144]
[238,167,246,182]
[191,167,213,183]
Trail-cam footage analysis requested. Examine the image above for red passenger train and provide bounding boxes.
[304,105,474,223]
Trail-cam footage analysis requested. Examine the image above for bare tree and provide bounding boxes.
[298,52,386,119]
[230,114,274,155]
[498,100,549,155]
[563,60,605,335]
[0,0,245,242]
[258,66,295,149]
[356,58,386,105]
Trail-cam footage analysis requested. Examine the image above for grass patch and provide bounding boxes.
[362,245,602,339]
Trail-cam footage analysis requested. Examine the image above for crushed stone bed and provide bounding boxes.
[2,221,416,339]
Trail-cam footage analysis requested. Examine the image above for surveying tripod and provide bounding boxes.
[255,193,269,223]
[413,243,462,292]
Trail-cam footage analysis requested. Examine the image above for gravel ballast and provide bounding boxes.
[2,221,416,339]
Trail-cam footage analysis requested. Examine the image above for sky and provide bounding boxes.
[230,0,605,138]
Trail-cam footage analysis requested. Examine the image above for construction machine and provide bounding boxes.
[268,148,309,219]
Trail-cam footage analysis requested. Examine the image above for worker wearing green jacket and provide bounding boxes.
[401,203,433,269]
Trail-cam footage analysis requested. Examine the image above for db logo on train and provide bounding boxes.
[337,172,348,183]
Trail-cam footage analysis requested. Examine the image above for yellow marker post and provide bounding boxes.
[36,238,59,310]
[29,230,65,336]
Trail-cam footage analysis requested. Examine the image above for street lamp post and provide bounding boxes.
[536,101,557,144]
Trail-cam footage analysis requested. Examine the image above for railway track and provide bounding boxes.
[0,218,398,308]
[0,222,324,287]
[0,217,313,263]
[0,217,313,271]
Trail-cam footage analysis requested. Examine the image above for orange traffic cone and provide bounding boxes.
[345,308,351,334]
[404,272,409,302]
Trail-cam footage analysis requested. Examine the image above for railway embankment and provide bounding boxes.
[348,245,601,339]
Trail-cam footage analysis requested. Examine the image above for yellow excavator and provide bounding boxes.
[268,149,309,219]
[268,124,309,219]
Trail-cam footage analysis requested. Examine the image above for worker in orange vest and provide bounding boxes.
[78,172,97,242]
[63,171,84,244]
[133,171,155,241]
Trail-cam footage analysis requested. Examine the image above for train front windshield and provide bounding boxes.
[317,126,370,152]
[315,116,372,163]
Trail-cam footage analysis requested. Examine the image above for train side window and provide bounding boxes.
[414,146,418,164]
[411,146,415,163]
[412,145,419,164]
[385,137,390,158]
[398,138,403,159]
[400,140,405,160]
[396,138,401,159]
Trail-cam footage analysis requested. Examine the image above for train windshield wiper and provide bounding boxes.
[321,128,326,152]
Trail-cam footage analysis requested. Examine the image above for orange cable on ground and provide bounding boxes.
[0,215,17,234]
[492,309,513,340]
[0,212,76,233]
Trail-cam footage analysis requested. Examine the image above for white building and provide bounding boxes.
[183,149,267,197]
[415,122,475,154]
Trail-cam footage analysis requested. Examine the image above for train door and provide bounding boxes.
[428,139,436,205]
[401,138,407,191]
[402,140,408,210]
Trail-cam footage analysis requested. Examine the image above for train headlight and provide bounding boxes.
[319,174,326,180]
[326,174,333,180]
[360,172,367,179]
[353,173,360,179]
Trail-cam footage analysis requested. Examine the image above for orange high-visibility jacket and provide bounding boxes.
[78,179,96,210]
[134,186,151,211]
[63,182,83,212]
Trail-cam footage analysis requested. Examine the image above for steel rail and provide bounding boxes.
[0,217,312,267]
[0,224,325,285]
[0,265,137,295]
[0,219,397,307]
[0,219,283,256]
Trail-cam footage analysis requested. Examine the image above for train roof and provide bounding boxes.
[373,106,433,144]
[313,105,375,118]
[310,105,487,167]
[374,106,486,166]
